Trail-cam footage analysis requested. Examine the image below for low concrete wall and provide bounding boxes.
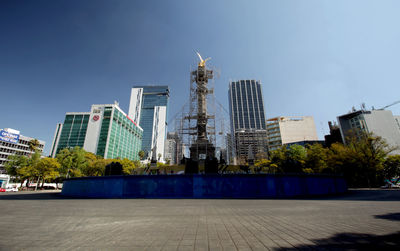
[61,174,347,198]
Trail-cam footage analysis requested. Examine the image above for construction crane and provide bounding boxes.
[378,100,400,110]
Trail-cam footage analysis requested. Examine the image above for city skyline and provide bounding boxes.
[1,0,400,155]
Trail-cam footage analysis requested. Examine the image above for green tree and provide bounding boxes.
[4,155,29,178]
[87,159,108,176]
[4,155,29,187]
[254,159,279,173]
[81,152,107,176]
[120,158,137,175]
[269,145,307,173]
[28,139,40,156]
[138,150,145,160]
[56,147,87,178]
[348,133,392,187]
[383,155,400,182]
[269,146,288,173]
[35,157,61,188]
[326,133,394,187]
[305,143,328,173]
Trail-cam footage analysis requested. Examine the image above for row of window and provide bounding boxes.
[0,147,30,156]
[0,140,43,150]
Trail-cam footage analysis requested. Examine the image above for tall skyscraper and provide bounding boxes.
[228,80,268,163]
[129,85,169,162]
[51,103,143,160]
[229,80,266,132]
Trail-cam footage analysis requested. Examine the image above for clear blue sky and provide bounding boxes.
[1,0,400,155]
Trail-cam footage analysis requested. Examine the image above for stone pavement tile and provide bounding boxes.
[183,234,196,240]
[208,244,223,250]
[180,239,195,246]
[166,240,181,246]
[220,243,237,250]
[194,239,208,250]
[162,245,179,251]
[177,245,194,251]
[2,190,400,250]
[151,239,169,246]
[145,246,163,251]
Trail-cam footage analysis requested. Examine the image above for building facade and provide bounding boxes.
[129,85,169,162]
[0,128,45,174]
[266,116,319,151]
[164,132,184,165]
[51,112,90,157]
[164,138,176,164]
[337,109,400,154]
[235,129,268,163]
[228,80,268,162]
[51,103,143,160]
[394,116,400,132]
[228,80,266,132]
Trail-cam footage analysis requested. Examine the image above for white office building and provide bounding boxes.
[337,109,400,154]
[266,116,319,151]
[0,128,45,174]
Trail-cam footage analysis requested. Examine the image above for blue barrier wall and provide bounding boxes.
[61,174,347,198]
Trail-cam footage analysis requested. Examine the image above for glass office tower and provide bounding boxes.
[228,80,268,163]
[53,112,90,156]
[51,104,143,161]
[129,86,169,161]
[228,80,266,131]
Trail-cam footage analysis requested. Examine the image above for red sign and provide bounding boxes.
[93,115,100,121]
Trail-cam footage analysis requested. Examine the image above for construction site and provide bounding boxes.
[168,53,231,173]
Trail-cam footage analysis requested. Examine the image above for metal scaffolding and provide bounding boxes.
[169,60,229,163]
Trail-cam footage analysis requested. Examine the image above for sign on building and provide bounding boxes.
[0,130,20,144]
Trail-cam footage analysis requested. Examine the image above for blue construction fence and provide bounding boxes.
[61,174,347,198]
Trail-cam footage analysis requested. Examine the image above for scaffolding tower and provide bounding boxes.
[169,59,229,164]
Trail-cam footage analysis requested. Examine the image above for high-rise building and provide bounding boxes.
[51,103,143,160]
[164,138,176,165]
[235,129,268,161]
[266,116,319,151]
[164,132,184,165]
[228,80,266,131]
[337,109,400,154]
[228,80,268,162]
[225,133,234,164]
[51,112,90,157]
[129,85,169,162]
[0,128,45,174]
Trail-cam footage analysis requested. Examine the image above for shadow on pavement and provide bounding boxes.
[374,213,400,221]
[276,231,400,251]
[315,189,400,202]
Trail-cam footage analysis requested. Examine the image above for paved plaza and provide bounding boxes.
[0,189,399,250]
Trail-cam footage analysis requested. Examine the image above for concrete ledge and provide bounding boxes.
[61,174,347,198]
